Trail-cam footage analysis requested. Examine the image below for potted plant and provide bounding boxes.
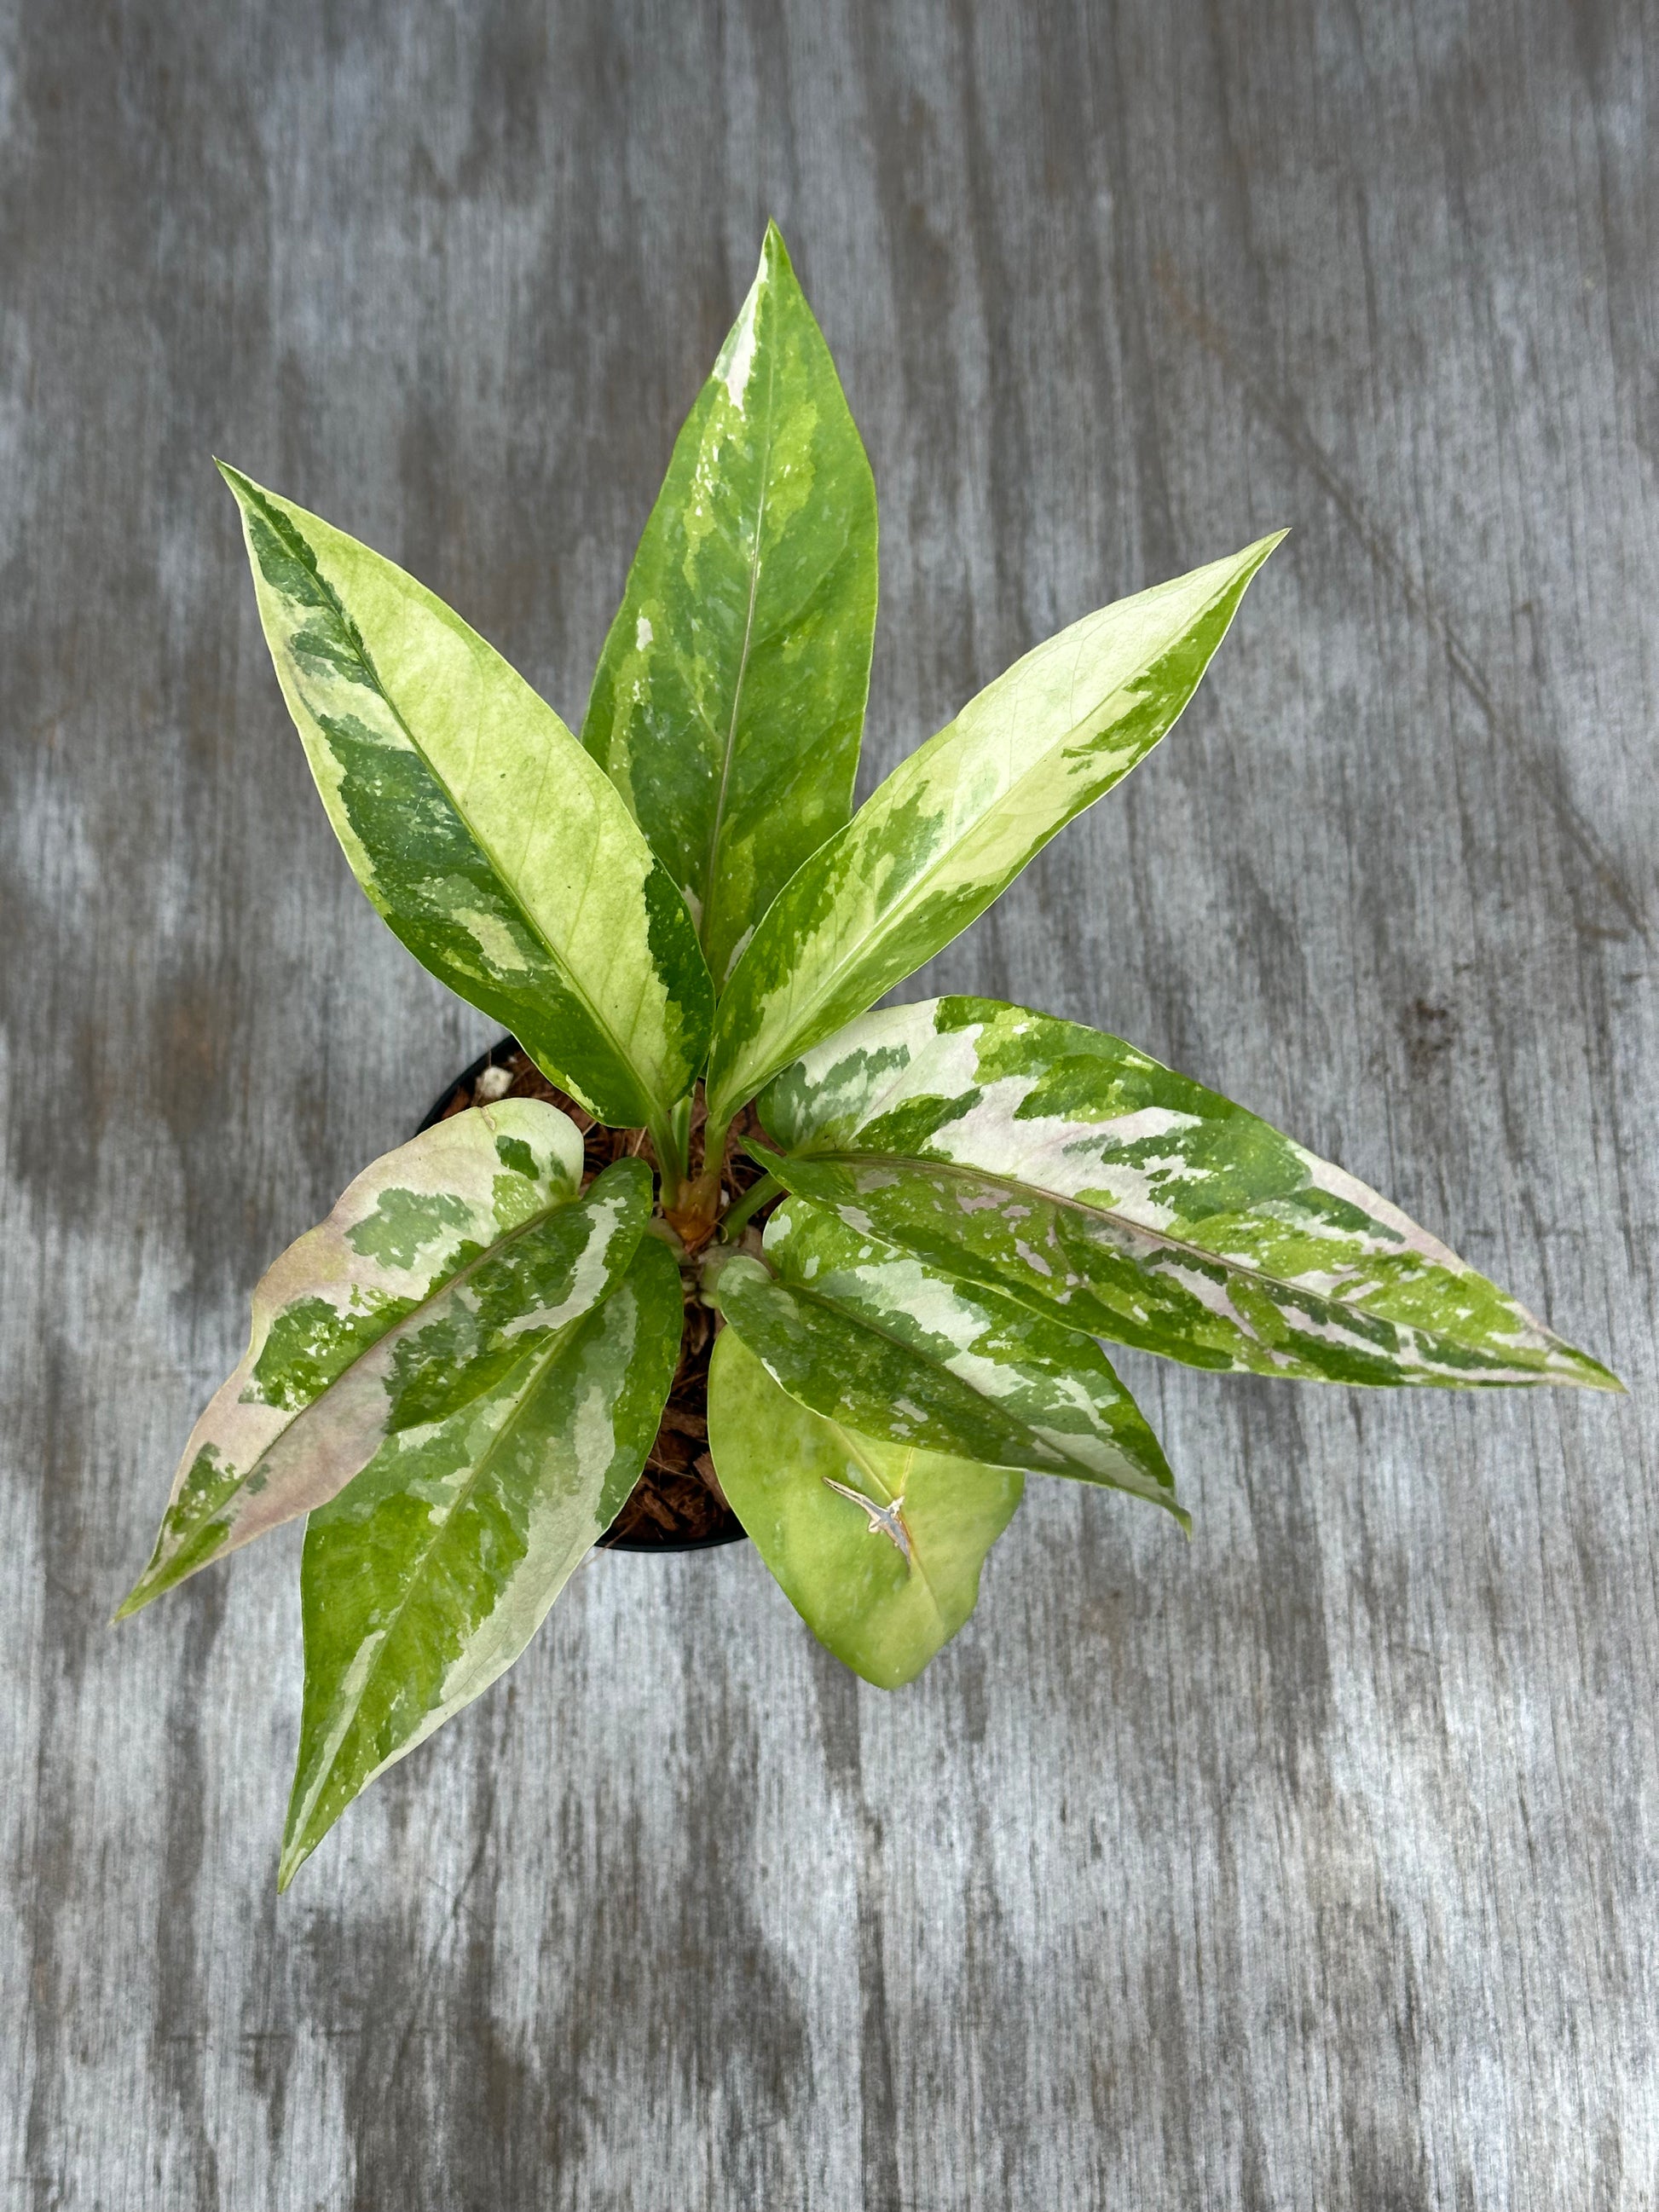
[117,226,1617,1890]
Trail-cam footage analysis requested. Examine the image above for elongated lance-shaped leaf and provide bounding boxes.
[708,1194,1182,1516]
[583,222,878,991]
[221,464,714,1130]
[280,1232,682,1888]
[705,534,1283,1122]
[117,1120,652,1618]
[756,997,1620,1391]
[708,1329,1022,1689]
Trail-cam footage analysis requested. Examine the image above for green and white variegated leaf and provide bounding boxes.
[704,534,1283,1122]
[709,1194,1182,1517]
[707,1329,1022,1689]
[116,1119,651,1619]
[221,464,713,1134]
[756,997,1620,1392]
[280,1232,682,1888]
[583,222,877,991]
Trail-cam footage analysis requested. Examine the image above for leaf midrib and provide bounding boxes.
[702,338,777,966]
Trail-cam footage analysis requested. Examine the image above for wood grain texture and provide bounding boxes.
[3,0,1655,2203]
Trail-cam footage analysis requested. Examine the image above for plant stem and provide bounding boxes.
[701,1114,731,1180]
[660,1107,731,1246]
[649,1108,687,1209]
[670,1094,692,1165]
[720,1172,779,1239]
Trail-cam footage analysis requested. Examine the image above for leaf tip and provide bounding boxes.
[1572,1355,1626,1395]
[1241,526,1290,575]
[275,1832,310,1893]
[112,1554,172,1622]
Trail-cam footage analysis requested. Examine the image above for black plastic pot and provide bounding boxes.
[419,1037,746,1553]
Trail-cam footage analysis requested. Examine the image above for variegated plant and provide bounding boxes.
[118,224,1618,1888]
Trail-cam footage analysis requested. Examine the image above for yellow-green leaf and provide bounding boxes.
[280,1232,682,1888]
[584,223,877,991]
[708,1329,1022,1689]
[706,534,1282,1122]
[222,464,713,1132]
[709,1194,1182,1518]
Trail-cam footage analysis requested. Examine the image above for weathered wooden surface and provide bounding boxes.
[3,0,1656,2203]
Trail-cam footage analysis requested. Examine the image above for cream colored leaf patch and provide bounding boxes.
[757,997,1619,1391]
[115,1106,652,1616]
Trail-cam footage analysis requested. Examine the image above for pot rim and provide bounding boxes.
[419,1036,748,1556]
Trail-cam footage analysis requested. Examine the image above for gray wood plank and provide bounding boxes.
[2,0,1655,2203]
